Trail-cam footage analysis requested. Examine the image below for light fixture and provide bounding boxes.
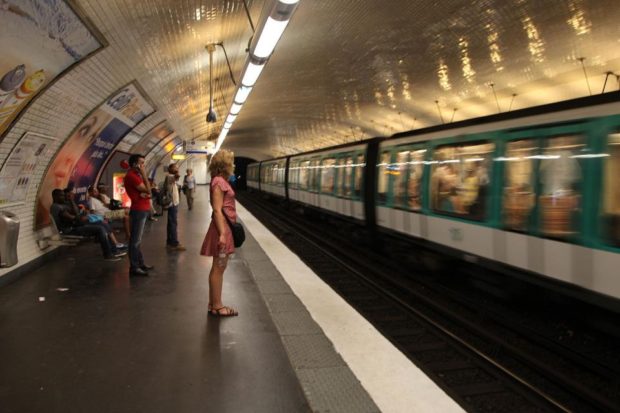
[253,17,291,59]
[241,61,265,87]
[230,102,242,115]
[234,86,252,104]
[215,0,301,151]
[226,114,237,123]
[206,44,217,123]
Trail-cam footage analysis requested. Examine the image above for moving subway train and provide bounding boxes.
[247,92,620,307]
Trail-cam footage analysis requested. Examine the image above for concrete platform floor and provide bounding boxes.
[0,188,309,413]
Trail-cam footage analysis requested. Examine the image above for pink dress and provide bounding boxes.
[200,176,237,256]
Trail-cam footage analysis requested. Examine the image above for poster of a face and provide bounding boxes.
[0,0,104,139]
[35,83,155,229]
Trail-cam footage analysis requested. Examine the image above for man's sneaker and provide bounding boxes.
[167,244,186,251]
[116,243,127,249]
[114,250,127,257]
[104,256,121,262]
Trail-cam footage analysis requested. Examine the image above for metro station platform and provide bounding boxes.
[0,187,463,413]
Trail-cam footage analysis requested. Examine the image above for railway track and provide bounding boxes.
[238,191,620,413]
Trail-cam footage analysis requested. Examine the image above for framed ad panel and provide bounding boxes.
[0,132,56,207]
[35,82,155,229]
[0,0,106,140]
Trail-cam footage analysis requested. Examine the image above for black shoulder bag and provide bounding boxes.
[222,209,245,248]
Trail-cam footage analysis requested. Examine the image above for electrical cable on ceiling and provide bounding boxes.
[242,0,256,33]
[215,43,237,86]
[508,93,517,112]
[435,100,444,124]
[577,57,592,96]
[602,71,614,93]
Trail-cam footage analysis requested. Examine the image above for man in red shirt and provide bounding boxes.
[124,154,153,276]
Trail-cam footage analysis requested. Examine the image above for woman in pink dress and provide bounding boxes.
[200,149,239,316]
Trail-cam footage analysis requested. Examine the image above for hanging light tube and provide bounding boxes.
[234,86,253,104]
[215,0,300,152]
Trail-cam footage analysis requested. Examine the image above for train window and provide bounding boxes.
[538,135,584,237]
[602,132,620,246]
[335,158,345,197]
[503,140,538,231]
[277,161,285,186]
[289,161,298,189]
[377,151,391,205]
[344,156,353,198]
[321,158,336,194]
[299,160,310,190]
[354,154,364,198]
[309,159,319,192]
[430,142,494,220]
[260,165,268,184]
[407,149,425,211]
[393,150,409,207]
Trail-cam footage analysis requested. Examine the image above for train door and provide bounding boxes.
[333,155,346,216]
[319,156,337,212]
[388,145,427,237]
[289,160,299,201]
[300,159,311,205]
[309,157,320,207]
[500,122,590,283]
[375,148,393,228]
[352,151,366,220]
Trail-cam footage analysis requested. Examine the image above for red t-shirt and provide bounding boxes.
[124,169,151,211]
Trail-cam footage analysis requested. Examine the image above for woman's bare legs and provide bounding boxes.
[208,256,238,315]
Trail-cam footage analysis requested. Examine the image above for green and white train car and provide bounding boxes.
[288,144,367,220]
[377,95,620,302]
[247,92,620,306]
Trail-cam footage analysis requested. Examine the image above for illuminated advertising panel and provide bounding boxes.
[0,0,104,139]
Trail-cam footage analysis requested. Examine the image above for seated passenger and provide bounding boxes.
[50,189,126,261]
[64,187,125,248]
[87,186,131,239]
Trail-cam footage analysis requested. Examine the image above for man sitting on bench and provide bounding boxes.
[87,185,130,240]
[50,189,126,262]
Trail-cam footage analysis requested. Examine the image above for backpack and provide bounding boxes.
[158,179,172,208]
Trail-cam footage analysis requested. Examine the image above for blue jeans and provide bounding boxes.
[70,224,113,258]
[166,204,179,246]
[129,210,149,270]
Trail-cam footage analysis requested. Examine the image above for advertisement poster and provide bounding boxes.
[35,83,154,229]
[0,132,55,206]
[112,172,130,208]
[0,0,104,138]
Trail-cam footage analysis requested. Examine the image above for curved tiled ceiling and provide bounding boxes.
[61,0,620,159]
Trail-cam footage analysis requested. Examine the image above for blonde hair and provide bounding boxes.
[209,149,234,178]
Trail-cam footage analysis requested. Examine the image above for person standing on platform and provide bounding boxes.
[165,163,186,251]
[124,154,154,276]
[200,149,238,317]
[183,168,196,210]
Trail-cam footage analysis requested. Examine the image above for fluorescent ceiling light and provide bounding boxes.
[241,62,265,86]
[226,114,237,123]
[234,86,253,104]
[230,102,242,115]
[279,0,299,4]
[253,17,290,59]
[224,121,232,129]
